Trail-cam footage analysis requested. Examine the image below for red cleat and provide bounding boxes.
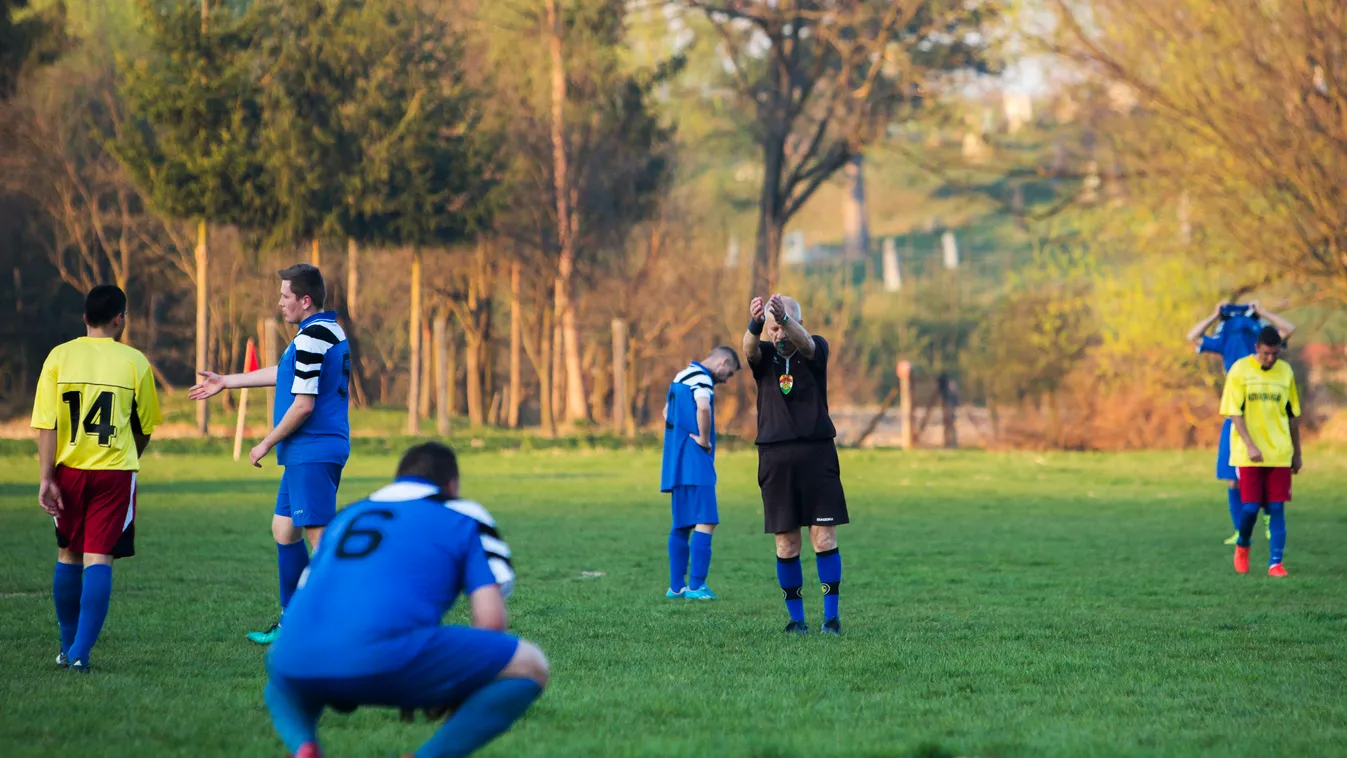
[293,743,322,758]
[1234,545,1250,574]
[1268,563,1288,578]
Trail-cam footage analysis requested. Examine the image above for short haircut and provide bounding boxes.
[709,345,741,370]
[396,442,460,490]
[279,263,326,309]
[85,284,127,327]
[1257,325,1283,347]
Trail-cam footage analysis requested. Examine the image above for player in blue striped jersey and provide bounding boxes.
[264,442,545,758]
[190,264,352,644]
[661,347,740,600]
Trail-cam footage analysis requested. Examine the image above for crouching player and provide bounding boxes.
[264,443,547,758]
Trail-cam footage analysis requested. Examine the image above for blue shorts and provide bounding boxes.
[1216,418,1236,481]
[266,625,519,712]
[275,463,343,528]
[671,485,718,529]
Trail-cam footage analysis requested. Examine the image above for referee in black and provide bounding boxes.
[744,293,846,634]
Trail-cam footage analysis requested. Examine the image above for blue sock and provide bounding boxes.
[416,678,543,758]
[817,548,842,620]
[1236,502,1261,547]
[668,528,691,593]
[53,562,83,656]
[1267,502,1286,565]
[264,677,322,753]
[277,541,310,609]
[777,555,805,623]
[1226,487,1242,531]
[67,564,112,663]
[689,531,713,590]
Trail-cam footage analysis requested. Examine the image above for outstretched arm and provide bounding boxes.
[1252,302,1296,340]
[768,295,815,360]
[189,365,279,399]
[743,296,765,366]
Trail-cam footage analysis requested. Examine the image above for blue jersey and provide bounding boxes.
[275,311,351,466]
[268,478,515,679]
[660,362,716,492]
[1199,313,1264,372]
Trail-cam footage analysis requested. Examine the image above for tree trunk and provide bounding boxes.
[540,304,556,437]
[842,153,870,273]
[551,299,564,428]
[466,327,484,427]
[420,319,433,420]
[264,318,278,432]
[508,263,522,428]
[612,319,627,436]
[346,237,359,320]
[435,316,450,437]
[195,220,209,437]
[407,248,422,435]
[754,135,787,296]
[311,238,321,269]
[447,329,458,417]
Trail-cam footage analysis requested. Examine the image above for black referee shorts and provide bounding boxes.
[757,440,848,534]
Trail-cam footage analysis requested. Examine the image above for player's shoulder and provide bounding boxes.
[443,498,498,528]
[298,316,347,346]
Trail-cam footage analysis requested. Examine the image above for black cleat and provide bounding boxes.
[56,652,70,669]
[821,617,842,635]
[784,620,809,634]
[68,659,91,674]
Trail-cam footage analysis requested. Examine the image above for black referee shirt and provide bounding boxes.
[751,335,837,446]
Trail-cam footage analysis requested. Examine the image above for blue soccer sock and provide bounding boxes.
[264,677,322,754]
[416,678,543,758]
[816,548,842,620]
[1267,502,1286,565]
[1226,487,1242,531]
[277,540,310,610]
[67,564,112,663]
[668,528,691,593]
[53,562,83,656]
[1236,501,1262,548]
[777,555,805,623]
[689,531,713,590]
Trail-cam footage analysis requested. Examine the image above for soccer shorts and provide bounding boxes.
[757,440,848,534]
[266,626,519,712]
[1237,466,1292,506]
[671,485,719,529]
[275,463,343,528]
[1216,418,1237,481]
[53,466,137,558]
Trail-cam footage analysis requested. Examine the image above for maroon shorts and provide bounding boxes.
[1236,466,1292,506]
[53,466,137,558]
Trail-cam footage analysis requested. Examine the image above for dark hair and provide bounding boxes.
[1257,325,1283,347]
[709,345,741,370]
[396,442,459,490]
[279,263,326,309]
[85,284,127,327]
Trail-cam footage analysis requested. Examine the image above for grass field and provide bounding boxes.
[2,447,1347,757]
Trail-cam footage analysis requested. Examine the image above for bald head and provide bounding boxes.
[763,294,805,351]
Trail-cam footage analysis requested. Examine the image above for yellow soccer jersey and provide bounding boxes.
[31,337,162,471]
[1220,355,1300,468]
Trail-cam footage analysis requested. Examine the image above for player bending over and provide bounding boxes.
[661,346,740,600]
[1188,300,1295,544]
[264,442,546,758]
[190,264,351,644]
[745,294,847,634]
[31,285,162,672]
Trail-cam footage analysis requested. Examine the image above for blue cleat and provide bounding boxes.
[686,585,717,600]
[666,587,687,599]
[246,620,281,645]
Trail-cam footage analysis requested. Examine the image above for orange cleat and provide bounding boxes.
[293,743,322,758]
[1234,545,1250,574]
[1268,563,1288,578]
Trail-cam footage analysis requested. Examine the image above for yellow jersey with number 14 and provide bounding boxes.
[1219,355,1300,468]
[31,337,162,471]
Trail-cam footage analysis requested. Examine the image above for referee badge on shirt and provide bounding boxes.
[779,373,794,395]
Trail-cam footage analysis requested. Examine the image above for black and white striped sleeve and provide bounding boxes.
[291,322,345,395]
[446,499,516,599]
[675,367,714,404]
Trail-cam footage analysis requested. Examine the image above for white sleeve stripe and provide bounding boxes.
[481,535,512,559]
[693,388,713,401]
[292,378,319,394]
[488,556,515,587]
[294,334,338,355]
[446,499,497,527]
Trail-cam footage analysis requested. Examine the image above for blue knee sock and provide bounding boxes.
[1236,502,1261,547]
[278,541,310,609]
[689,531,713,590]
[1226,487,1242,531]
[1267,502,1286,565]
[668,528,691,593]
[416,678,543,758]
[265,678,322,753]
[817,548,842,620]
[53,562,83,656]
[777,555,805,623]
[67,564,111,663]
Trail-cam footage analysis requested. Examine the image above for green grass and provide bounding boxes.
[2,448,1347,757]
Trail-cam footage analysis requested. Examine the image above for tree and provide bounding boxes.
[0,0,66,99]
[680,0,994,294]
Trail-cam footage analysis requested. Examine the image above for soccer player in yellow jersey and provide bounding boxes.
[30,285,162,672]
[1219,325,1302,578]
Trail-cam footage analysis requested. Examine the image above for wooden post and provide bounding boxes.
[508,263,522,428]
[195,220,209,437]
[311,238,321,268]
[407,248,422,435]
[435,316,450,437]
[898,360,913,450]
[346,237,359,320]
[264,318,278,432]
[611,319,628,436]
[233,388,250,461]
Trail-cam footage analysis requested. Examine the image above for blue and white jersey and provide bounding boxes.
[275,311,351,466]
[1199,310,1265,373]
[660,362,717,492]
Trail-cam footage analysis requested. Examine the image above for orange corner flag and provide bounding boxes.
[244,338,260,373]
